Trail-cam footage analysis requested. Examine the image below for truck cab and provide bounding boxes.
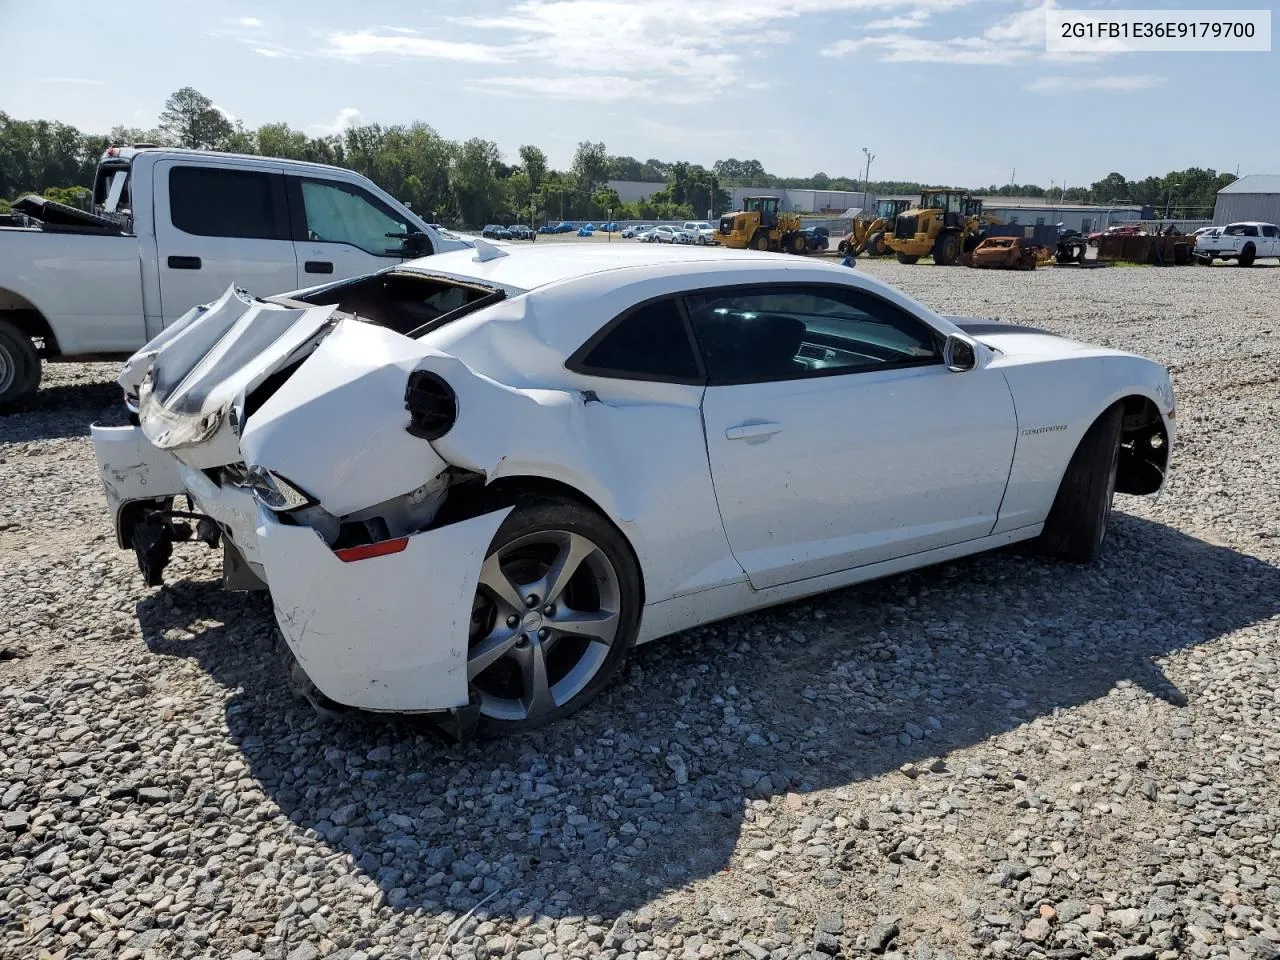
[0,148,470,405]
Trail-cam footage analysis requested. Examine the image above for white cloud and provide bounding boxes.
[1028,73,1165,93]
[325,0,990,104]
[40,77,106,85]
[324,29,507,63]
[866,10,931,29]
[469,75,656,103]
[212,104,239,124]
[309,107,361,136]
[235,16,263,27]
[822,1,1110,65]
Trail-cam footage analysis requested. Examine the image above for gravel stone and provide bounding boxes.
[3,263,1279,960]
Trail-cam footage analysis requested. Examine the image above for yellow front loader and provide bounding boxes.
[837,198,910,258]
[716,196,808,254]
[885,189,999,265]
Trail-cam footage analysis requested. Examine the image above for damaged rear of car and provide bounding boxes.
[93,266,533,738]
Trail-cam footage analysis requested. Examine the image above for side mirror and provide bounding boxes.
[944,334,978,372]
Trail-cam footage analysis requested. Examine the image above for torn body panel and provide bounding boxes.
[256,504,512,712]
[90,423,188,548]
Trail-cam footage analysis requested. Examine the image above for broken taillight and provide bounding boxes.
[333,537,410,563]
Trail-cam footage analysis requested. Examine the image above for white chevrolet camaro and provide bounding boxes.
[92,242,1176,739]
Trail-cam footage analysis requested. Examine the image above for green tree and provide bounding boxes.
[571,141,608,197]
[158,87,234,149]
[518,144,547,194]
[452,137,503,227]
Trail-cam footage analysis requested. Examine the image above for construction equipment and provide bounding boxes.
[716,196,808,254]
[1054,229,1088,264]
[837,198,911,257]
[885,188,997,266]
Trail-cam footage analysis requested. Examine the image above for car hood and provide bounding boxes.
[947,317,1132,361]
[119,285,343,467]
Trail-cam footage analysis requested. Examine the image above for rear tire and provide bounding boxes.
[468,495,641,738]
[0,318,40,408]
[786,232,807,255]
[1035,404,1123,563]
[1238,244,1255,267]
[750,231,770,251]
[896,252,920,265]
[866,231,886,257]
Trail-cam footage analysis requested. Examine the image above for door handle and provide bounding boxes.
[304,260,334,274]
[167,256,201,270]
[725,421,783,441]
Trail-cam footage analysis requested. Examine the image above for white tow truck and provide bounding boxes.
[0,147,470,406]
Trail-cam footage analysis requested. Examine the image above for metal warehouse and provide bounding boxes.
[1213,174,1280,225]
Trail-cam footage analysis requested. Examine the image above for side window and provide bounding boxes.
[296,179,411,256]
[169,166,285,240]
[1262,225,1278,238]
[685,285,941,384]
[571,298,701,381]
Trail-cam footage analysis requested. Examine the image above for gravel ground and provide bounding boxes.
[2,261,1278,960]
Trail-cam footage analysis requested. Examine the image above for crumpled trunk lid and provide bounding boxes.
[121,285,341,467]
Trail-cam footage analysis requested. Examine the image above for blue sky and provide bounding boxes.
[1,0,1275,187]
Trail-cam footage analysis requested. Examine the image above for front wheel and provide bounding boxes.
[866,231,886,257]
[1035,403,1123,563]
[896,251,920,265]
[1238,244,1256,267]
[468,495,641,736]
[750,231,771,251]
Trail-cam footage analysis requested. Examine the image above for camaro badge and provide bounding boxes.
[1022,424,1068,436]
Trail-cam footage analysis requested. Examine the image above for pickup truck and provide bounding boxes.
[0,147,471,406]
[1194,221,1280,267]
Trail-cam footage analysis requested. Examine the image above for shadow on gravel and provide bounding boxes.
[135,511,1280,921]
[0,379,124,442]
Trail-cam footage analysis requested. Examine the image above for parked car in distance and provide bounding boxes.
[649,225,682,243]
[0,146,469,407]
[1194,221,1280,267]
[554,221,576,234]
[600,222,618,233]
[802,226,830,252]
[507,225,534,241]
[481,224,511,240]
[578,224,595,237]
[682,221,716,244]
[1087,223,1145,246]
[621,224,649,239]
[91,243,1176,738]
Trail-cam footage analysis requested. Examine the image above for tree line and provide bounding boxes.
[0,86,1235,224]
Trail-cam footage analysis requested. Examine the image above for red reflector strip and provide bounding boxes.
[334,537,409,563]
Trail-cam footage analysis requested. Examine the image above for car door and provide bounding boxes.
[1262,224,1280,256]
[691,283,1018,590]
[152,160,299,325]
[287,176,429,285]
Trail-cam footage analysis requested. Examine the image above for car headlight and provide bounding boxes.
[239,465,315,512]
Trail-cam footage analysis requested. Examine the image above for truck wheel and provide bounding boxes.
[933,233,961,266]
[0,318,40,408]
[750,231,770,251]
[786,232,807,255]
[896,252,920,265]
[1035,403,1123,563]
[1238,244,1255,267]
[866,231,886,257]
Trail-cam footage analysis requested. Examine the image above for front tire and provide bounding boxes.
[750,231,771,251]
[866,231,886,257]
[1036,404,1123,563]
[0,318,41,408]
[1238,244,1255,267]
[467,495,641,737]
[896,252,920,264]
[934,232,961,266]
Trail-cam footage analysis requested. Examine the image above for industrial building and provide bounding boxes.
[1212,175,1280,225]
[606,180,668,204]
[730,187,872,215]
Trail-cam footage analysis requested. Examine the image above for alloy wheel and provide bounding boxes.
[467,530,620,722]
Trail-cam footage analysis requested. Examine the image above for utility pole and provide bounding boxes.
[1165,182,1181,219]
[861,146,875,204]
